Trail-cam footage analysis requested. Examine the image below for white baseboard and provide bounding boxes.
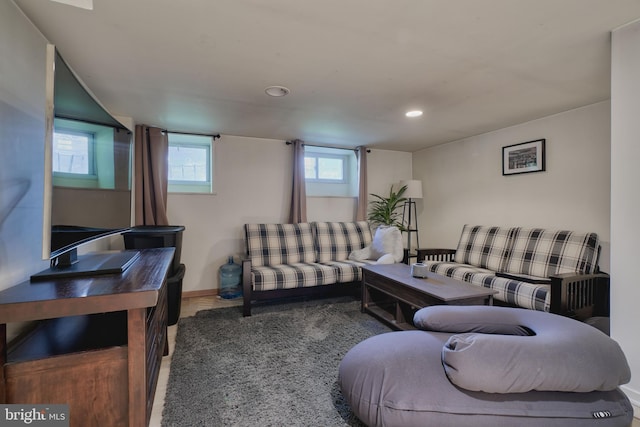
[620,385,640,418]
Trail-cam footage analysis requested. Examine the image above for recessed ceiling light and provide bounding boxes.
[405,110,423,118]
[265,86,290,97]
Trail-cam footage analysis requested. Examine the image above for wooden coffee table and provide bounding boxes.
[362,263,497,330]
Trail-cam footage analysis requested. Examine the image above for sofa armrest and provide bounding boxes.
[416,249,456,263]
[242,258,253,317]
[549,272,610,320]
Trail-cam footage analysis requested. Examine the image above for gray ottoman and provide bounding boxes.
[339,306,633,427]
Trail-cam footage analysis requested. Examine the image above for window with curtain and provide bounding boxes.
[167,133,215,194]
[304,146,357,197]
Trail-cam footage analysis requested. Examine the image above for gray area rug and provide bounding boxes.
[161,297,391,426]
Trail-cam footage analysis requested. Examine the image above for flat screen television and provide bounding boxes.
[31,46,137,281]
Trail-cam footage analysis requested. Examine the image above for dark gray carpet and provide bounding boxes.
[161,297,391,426]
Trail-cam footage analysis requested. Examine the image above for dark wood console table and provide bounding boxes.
[0,248,174,427]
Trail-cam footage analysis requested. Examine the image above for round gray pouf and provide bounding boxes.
[338,330,633,427]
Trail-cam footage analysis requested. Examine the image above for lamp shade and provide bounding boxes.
[399,179,423,199]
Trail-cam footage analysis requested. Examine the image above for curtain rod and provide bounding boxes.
[161,129,221,140]
[56,114,131,133]
[286,140,370,153]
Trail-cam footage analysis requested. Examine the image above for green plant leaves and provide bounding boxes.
[367,185,407,230]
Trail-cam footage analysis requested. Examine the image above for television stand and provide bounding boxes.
[0,248,174,427]
[30,249,141,282]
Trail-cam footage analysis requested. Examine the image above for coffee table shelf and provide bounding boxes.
[362,263,497,330]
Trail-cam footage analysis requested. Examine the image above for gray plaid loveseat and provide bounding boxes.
[418,225,610,320]
[241,221,379,316]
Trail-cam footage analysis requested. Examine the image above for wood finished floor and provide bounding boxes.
[149,295,640,427]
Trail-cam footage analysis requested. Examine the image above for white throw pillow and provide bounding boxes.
[370,226,404,263]
[375,253,396,264]
[348,245,371,261]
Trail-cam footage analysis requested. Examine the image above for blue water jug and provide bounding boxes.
[219,255,242,299]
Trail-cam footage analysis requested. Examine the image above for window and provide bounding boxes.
[52,118,122,190]
[168,133,214,194]
[304,153,346,183]
[53,128,95,176]
[304,146,357,197]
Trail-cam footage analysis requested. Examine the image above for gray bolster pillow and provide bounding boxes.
[415,306,631,393]
[414,305,534,336]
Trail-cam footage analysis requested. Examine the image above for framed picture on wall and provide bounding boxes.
[502,139,545,175]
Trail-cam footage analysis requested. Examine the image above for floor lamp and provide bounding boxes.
[399,179,423,261]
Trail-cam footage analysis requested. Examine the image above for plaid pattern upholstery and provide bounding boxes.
[251,263,338,291]
[314,221,372,262]
[245,223,316,267]
[423,225,600,312]
[502,228,600,277]
[421,260,493,283]
[245,222,374,293]
[321,260,375,283]
[479,275,550,312]
[453,225,512,271]
[422,260,550,312]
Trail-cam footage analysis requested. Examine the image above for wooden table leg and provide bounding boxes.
[128,308,147,427]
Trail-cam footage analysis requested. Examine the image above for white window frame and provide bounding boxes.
[304,146,357,198]
[52,120,102,189]
[304,152,347,183]
[53,129,96,176]
[168,133,214,194]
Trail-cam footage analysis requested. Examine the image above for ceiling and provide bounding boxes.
[14,0,640,152]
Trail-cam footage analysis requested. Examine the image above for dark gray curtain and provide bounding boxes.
[134,125,169,226]
[289,139,307,223]
[355,146,368,221]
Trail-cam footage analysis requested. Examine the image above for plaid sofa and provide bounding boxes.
[420,225,608,318]
[242,221,376,316]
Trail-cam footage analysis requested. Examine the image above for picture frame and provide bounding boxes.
[502,139,545,175]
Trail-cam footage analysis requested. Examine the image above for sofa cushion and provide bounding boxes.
[439,307,631,393]
[322,259,373,282]
[421,260,494,283]
[495,272,552,284]
[245,223,317,267]
[474,273,550,312]
[454,225,512,271]
[421,261,551,312]
[250,262,338,291]
[314,221,372,262]
[502,228,600,277]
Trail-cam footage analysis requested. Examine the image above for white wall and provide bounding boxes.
[0,1,50,291]
[611,19,640,414]
[167,141,412,293]
[412,101,612,271]
[307,148,413,223]
[166,135,290,292]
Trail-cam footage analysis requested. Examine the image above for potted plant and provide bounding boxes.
[367,184,407,230]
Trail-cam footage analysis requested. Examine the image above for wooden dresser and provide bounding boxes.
[0,248,174,427]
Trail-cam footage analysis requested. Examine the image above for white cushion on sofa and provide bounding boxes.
[370,226,404,263]
[348,245,371,261]
[348,226,403,264]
